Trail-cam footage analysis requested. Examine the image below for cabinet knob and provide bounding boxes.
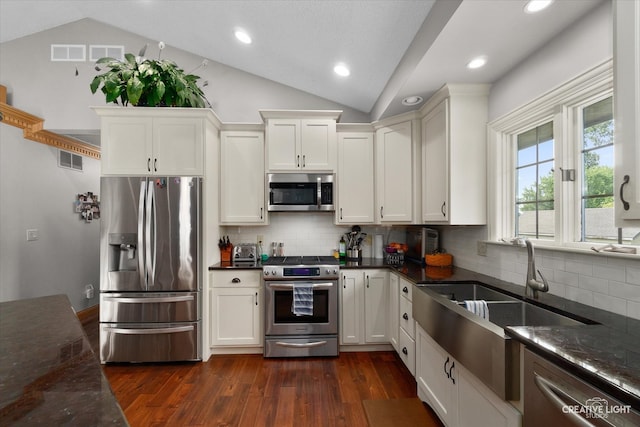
[403,313,409,320]
[147,158,151,172]
[402,347,408,355]
[302,155,306,168]
[255,291,258,306]
[449,361,455,384]
[154,158,158,172]
[380,206,384,219]
[232,277,241,283]
[297,155,300,168]
[441,201,446,217]
[402,286,408,294]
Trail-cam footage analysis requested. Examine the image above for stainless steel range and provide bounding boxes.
[263,256,339,358]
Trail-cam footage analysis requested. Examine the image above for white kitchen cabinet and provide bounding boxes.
[375,121,414,223]
[388,272,400,352]
[614,0,640,226]
[210,270,263,348]
[220,130,266,224]
[337,130,375,224]
[339,269,388,345]
[363,270,388,343]
[416,324,521,427]
[261,111,341,172]
[398,277,415,375]
[95,108,217,176]
[420,84,489,224]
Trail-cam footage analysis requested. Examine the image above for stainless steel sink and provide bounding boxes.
[412,281,588,400]
[421,282,584,327]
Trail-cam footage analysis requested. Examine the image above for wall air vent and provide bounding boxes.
[51,44,86,62]
[58,149,83,172]
[89,45,124,61]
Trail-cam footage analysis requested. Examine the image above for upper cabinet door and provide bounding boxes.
[422,100,449,222]
[101,116,153,175]
[614,0,640,225]
[337,131,375,223]
[262,111,340,172]
[375,121,413,223]
[220,131,266,224]
[95,108,215,177]
[153,117,204,176]
[300,119,337,170]
[266,119,300,171]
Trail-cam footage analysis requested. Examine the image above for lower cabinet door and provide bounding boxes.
[210,287,262,346]
[398,327,415,376]
[416,326,456,426]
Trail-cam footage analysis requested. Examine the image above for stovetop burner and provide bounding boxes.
[262,255,339,266]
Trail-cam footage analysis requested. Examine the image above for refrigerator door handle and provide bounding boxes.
[102,295,195,304]
[145,180,154,289]
[138,180,146,288]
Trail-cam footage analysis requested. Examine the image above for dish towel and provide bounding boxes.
[292,282,314,316]
[463,300,490,320]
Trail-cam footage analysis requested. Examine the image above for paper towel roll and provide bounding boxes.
[374,234,384,259]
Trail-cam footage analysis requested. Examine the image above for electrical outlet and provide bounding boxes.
[84,284,94,299]
[477,241,487,257]
[26,229,39,241]
[257,234,264,244]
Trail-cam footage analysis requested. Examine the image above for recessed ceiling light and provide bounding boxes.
[234,29,252,44]
[467,56,487,69]
[402,96,423,106]
[334,63,350,77]
[524,0,553,14]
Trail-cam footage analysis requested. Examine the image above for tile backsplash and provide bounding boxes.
[439,226,640,321]
[221,213,404,258]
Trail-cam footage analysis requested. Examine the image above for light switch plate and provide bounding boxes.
[26,229,39,241]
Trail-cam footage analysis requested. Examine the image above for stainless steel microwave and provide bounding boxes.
[267,173,334,212]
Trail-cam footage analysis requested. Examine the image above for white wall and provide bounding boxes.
[488,1,612,121]
[0,18,369,128]
[440,1,640,321]
[0,124,101,310]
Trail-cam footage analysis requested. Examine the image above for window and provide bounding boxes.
[516,122,555,240]
[581,96,615,243]
[487,60,628,247]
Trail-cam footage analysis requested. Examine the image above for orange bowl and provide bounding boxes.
[425,253,453,267]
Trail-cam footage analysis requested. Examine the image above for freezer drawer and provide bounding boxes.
[100,321,201,363]
[100,292,200,323]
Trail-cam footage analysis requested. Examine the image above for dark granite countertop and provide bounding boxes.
[0,294,128,426]
[209,257,640,408]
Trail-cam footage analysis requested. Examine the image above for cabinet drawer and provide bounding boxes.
[399,296,415,339]
[211,270,261,287]
[399,327,415,376]
[399,278,413,301]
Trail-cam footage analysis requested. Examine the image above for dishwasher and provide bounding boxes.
[524,348,640,426]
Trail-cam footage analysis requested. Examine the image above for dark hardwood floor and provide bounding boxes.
[82,317,443,426]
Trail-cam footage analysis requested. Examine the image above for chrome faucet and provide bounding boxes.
[525,240,549,299]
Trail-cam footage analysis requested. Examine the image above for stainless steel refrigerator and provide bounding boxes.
[99,176,202,363]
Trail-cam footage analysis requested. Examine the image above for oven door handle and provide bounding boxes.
[275,341,328,348]
[266,283,335,291]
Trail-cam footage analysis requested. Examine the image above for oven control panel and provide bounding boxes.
[263,266,339,280]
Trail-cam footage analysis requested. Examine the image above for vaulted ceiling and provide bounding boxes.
[0,0,605,120]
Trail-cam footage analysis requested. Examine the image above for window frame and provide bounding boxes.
[487,60,614,249]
